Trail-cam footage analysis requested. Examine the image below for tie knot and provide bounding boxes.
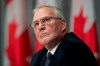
[47,52,53,59]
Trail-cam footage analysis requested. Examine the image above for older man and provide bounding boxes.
[30,5,98,66]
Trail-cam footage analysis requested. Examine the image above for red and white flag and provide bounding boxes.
[5,0,32,66]
[70,0,99,65]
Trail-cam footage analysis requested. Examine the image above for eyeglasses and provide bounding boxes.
[31,16,62,29]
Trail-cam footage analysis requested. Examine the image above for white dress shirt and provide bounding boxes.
[47,43,60,55]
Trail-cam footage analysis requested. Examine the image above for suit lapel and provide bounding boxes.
[40,55,46,66]
[32,48,47,66]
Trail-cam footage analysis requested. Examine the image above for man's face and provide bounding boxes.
[32,7,66,46]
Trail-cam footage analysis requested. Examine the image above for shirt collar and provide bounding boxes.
[48,43,60,55]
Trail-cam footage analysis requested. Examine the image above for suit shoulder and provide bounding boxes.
[65,32,84,43]
[59,32,97,66]
[63,32,94,53]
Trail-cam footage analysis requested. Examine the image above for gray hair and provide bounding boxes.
[32,5,65,19]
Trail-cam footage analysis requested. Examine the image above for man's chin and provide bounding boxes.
[40,40,49,45]
[40,39,51,45]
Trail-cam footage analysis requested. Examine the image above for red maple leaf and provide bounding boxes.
[73,8,98,53]
[7,19,18,66]
[6,19,32,66]
[73,8,87,40]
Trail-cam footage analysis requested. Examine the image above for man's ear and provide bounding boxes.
[61,20,66,31]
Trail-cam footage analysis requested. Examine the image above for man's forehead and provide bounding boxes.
[33,8,55,21]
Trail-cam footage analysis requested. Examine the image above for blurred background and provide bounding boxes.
[0,0,100,66]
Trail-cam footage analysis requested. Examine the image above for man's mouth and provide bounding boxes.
[40,33,49,38]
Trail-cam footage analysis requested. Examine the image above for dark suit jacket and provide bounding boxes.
[31,32,98,66]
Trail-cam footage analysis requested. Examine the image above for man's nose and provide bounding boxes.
[38,22,45,31]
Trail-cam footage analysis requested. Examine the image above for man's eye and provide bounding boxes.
[34,22,39,26]
[43,17,51,22]
[45,18,51,21]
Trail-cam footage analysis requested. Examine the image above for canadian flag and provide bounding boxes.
[5,0,32,66]
[70,0,99,65]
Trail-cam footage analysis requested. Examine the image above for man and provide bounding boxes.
[30,5,98,66]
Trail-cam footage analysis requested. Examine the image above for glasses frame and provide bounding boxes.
[30,16,62,29]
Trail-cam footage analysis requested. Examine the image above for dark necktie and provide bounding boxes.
[45,52,53,66]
